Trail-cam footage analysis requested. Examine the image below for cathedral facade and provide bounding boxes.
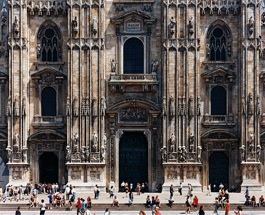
[0,0,264,192]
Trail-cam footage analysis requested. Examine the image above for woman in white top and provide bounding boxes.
[39,199,46,215]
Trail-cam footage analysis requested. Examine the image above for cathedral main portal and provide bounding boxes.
[39,152,58,183]
[119,132,148,189]
[209,151,229,191]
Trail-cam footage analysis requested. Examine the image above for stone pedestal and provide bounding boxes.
[6,163,30,186]
[241,162,262,192]
[162,163,181,192]
[66,163,106,192]
[182,164,202,192]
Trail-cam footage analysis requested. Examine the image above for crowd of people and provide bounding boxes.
[0,181,264,215]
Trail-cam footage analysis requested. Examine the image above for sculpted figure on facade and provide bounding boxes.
[248,16,254,36]
[248,93,253,115]
[72,16,78,35]
[169,17,176,36]
[197,97,201,116]
[72,133,79,153]
[13,133,19,152]
[169,96,175,117]
[100,144,106,162]
[92,17,98,35]
[189,133,195,152]
[248,132,254,159]
[256,96,261,115]
[188,16,194,36]
[151,59,159,73]
[81,147,86,162]
[162,96,167,116]
[66,146,71,162]
[6,96,11,116]
[92,132,98,152]
[22,149,27,163]
[242,96,246,115]
[239,145,245,162]
[6,147,12,162]
[178,146,187,162]
[66,96,71,116]
[85,147,90,162]
[160,146,167,162]
[110,59,116,73]
[257,144,261,162]
[100,97,106,116]
[73,97,78,117]
[14,97,19,116]
[22,98,26,116]
[92,99,97,117]
[197,146,202,162]
[13,16,19,37]
[169,133,175,152]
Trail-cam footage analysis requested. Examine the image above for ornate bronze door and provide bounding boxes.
[209,151,229,191]
[39,152,58,183]
[119,132,148,190]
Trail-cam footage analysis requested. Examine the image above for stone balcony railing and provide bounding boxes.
[202,115,235,127]
[109,74,159,93]
[32,115,65,128]
[0,116,7,128]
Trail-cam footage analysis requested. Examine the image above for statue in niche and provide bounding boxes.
[197,146,202,162]
[6,96,12,116]
[66,146,71,162]
[169,17,176,36]
[72,133,79,153]
[249,16,254,36]
[197,97,201,116]
[248,132,254,159]
[73,97,78,116]
[169,96,175,117]
[110,59,117,73]
[22,98,26,116]
[162,96,167,116]
[257,145,261,162]
[92,17,98,35]
[66,96,71,116]
[151,59,159,73]
[206,43,210,58]
[23,150,27,163]
[100,144,106,162]
[6,147,12,162]
[160,146,167,162]
[36,42,41,58]
[100,97,106,116]
[177,146,182,162]
[13,133,19,152]
[239,145,245,162]
[188,96,194,117]
[181,146,187,162]
[85,147,90,162]
[13,16,19,37]
[256,96,261,115]
[169,133,175,152]
[92,132,98,152]
[188,16,194,36]
[102,133,107,146]
[14,98,19,116]
[81,147,86,162]
[72,16,78,35]
[242,96,246,115]
[189,133,195,152]
[248,93,253,115]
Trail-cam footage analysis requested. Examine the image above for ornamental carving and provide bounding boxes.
[12,171,22,180]
[186,171,197,180]
[120,107,148,122]
[246,171,256,180]
[167,171,178,180]
[90,171,100,180]
[71,171,81,180]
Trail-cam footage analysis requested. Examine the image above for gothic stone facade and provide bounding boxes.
[0,0,264,192]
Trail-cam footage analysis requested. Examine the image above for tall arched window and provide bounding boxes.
[211,86,226,115]
[124,38,144,74]
[209,28,227,61]
[37,23,61,62]
[41,87,56,116]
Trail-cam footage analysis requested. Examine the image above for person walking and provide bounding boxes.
[170,184,174,197]
[179,182,183,195]
[207,184,211,196]
[39,199,46,215]
[76,197,82,215]
[214,197,220,215]
[234,205,243,215]
[104,208,110,215]
[198,205,205,215]
[225,200,230,215]
[15,207,21,215]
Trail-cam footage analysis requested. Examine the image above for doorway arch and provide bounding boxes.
[119,132,148,190]
[209,151,229,191]
[39,152,58,183]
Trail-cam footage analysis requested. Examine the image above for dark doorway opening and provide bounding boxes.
[119,132,148,191]
[39,152,58,183]
[209,151,229,191]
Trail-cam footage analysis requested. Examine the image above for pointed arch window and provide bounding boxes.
[37,24,62,62]
[211,86,226,115]
[124,38,144,74]
[41,87,57,116]
[209,28,228,61]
